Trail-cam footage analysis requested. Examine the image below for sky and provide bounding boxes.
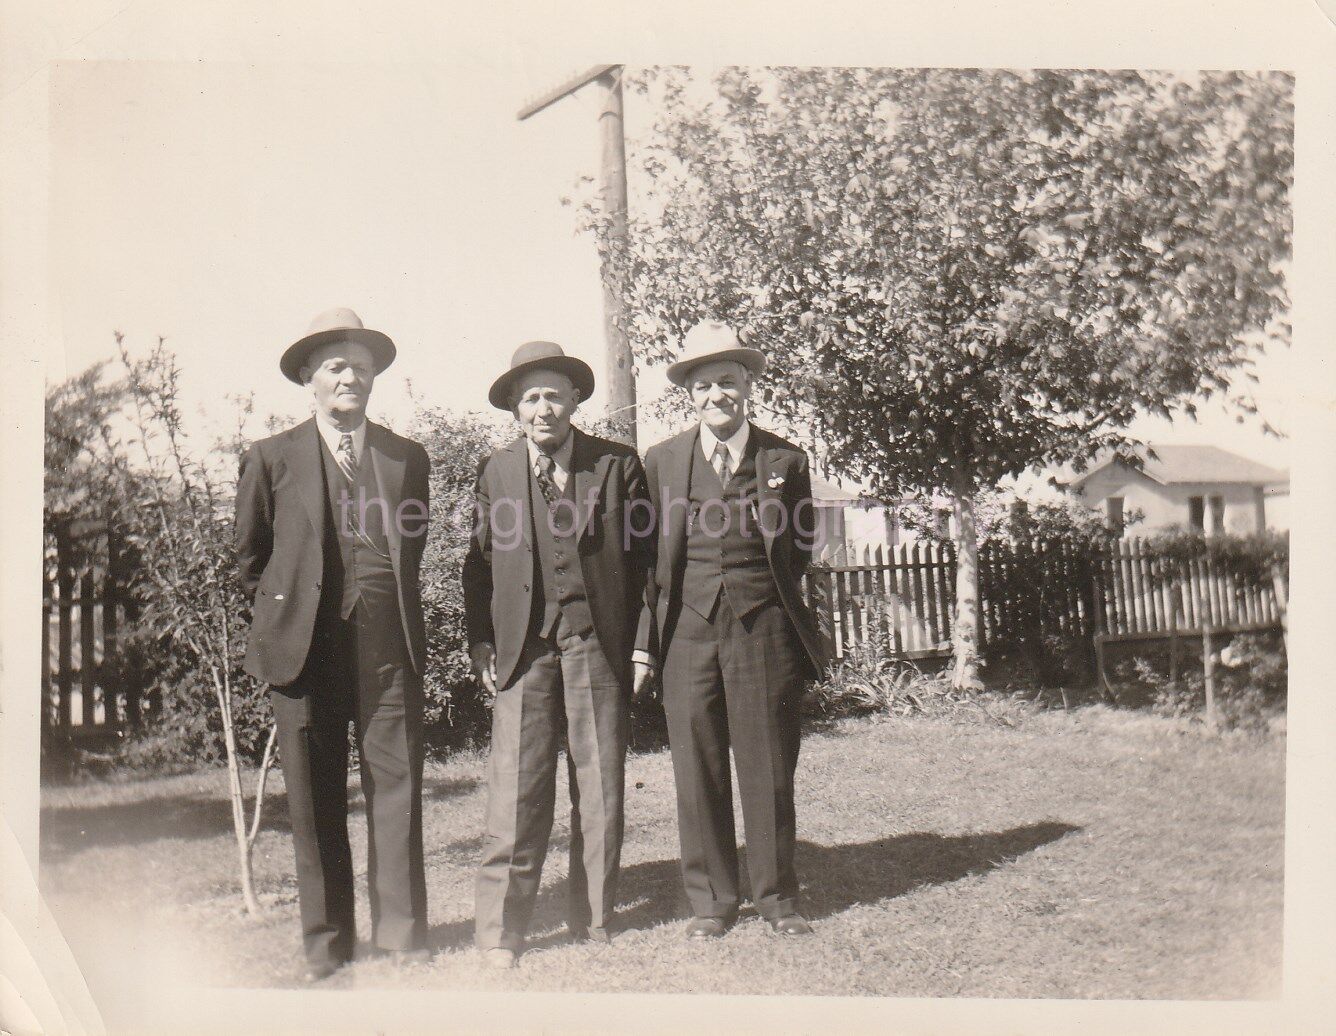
[47,47,1291,480]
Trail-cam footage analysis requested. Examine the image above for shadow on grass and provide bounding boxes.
[427,820,1080,954]
[40,774,479,859]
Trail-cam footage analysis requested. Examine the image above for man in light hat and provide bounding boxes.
[463,341,656,969]
[637,319,826,940]
[236,307,432,980]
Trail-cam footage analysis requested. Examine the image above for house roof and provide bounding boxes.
[1066,444,1288,490]
[810,473,863,504]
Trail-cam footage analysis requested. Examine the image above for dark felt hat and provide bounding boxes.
[488,341,596,410]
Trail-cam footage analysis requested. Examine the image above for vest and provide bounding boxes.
[319,436,397,622]
[528,457,594,639]
[682,432,779,620]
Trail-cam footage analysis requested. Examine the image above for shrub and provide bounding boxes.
[1139,528,1289,595]
[410,405,508,749]
[1118,631,1286,733]
[807,641,1025,725]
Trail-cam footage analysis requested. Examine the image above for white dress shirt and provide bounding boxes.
[698,420,750,474]
[526,432,574,493]
[314,411,367,465]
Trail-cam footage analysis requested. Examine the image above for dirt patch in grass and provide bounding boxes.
[39,707,1283,1000]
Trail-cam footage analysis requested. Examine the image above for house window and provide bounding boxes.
[1209,495,1225,534]
[1106,496,1125,536]
[1188,496,1205,531]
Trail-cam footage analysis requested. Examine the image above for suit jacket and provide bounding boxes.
[636,422,827,677]
[236,417,430,687]
[462,428,654,692]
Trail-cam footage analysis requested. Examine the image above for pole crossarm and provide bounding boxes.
[517,64,621,120]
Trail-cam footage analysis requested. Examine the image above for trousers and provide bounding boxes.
[474,613,627,951]
[661,594,805,921]
[270,595,426,967]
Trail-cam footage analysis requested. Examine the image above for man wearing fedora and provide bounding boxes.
[463,341,655,969]
[236,307,432,980]
[636,319,827,940]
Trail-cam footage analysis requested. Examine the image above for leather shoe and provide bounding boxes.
[481,948,518,970]
[683,916,730,939]
[304,959,345,982]
[767,914,814,936]
[570,926,613,945]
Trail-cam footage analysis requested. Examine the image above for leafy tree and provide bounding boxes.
[105,336,277,914]
[44,362,129,528]
[578,67,1292,687]
[896,489,1138,546]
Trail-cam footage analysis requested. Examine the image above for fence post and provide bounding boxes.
[1202,624,1217,730]
[1270,563,1289,655]
[55,523,74,732]
[41,554,52,731]
[1168,597,1180,686]
[80,556,97,728]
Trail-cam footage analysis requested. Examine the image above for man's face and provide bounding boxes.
[688,360,750,440]
[511,368,579,452]
[302,341,376,425]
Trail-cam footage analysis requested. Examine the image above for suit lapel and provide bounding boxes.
[663,427,698,577]
[752,426,780,559]
[571,429,609,541]
[291,417,326,536]
[366,422,405,552]
[500,436,533,547]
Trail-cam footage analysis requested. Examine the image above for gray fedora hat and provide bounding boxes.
[280,307,397,385]
[666,320,766,387]
[488,341,596,410]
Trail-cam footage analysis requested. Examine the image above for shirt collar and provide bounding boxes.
[526,429,575,473]
[314,411,367,457]
[699,420,750,466]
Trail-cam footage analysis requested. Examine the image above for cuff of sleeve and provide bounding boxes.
[631,650,656,668]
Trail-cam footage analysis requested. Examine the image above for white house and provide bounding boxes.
[810,473,902,559]
[1060,444,1288,536]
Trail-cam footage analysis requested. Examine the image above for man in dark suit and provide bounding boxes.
[236,307,431,981]
[463,341,655,969]
[636,319,827,940]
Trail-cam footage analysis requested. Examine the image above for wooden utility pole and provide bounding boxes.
[519,64,636,445]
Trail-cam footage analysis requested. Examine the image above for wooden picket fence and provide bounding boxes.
[804,536,1286,663]
[43,525,1285,723]
[804,541,958,659]
[1091,537,1284,639]
[42,521,147,742]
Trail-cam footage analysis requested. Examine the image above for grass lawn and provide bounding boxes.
[39,706,1284,1000]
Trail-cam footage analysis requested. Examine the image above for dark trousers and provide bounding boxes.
[475,614,627,952]
[270,597,426,967]
[662,594,805,921]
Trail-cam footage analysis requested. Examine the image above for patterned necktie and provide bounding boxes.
[713,443,733,486]
[335,432,373,544]
[534,451,560,506]
[336,432,358,484]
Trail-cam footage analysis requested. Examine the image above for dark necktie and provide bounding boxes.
[534,451,560,506]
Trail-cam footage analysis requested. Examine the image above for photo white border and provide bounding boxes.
[3,0,1334,1032]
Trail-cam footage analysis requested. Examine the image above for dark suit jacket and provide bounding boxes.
[636,422,827,677]
[462,428,654,692]
[236,417,430,687]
